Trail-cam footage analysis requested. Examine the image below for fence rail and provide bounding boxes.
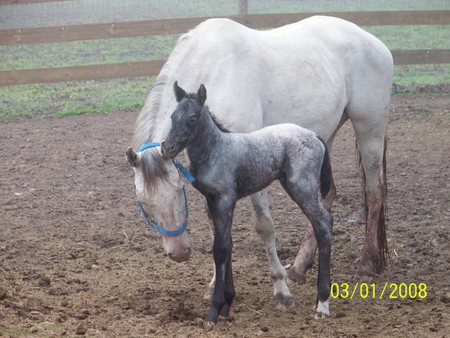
[1,49,449,87]
[2,10,449,46]
[1,10,449,86]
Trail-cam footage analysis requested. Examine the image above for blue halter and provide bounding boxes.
[135,142,195,237]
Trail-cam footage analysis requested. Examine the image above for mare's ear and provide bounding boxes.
[126,146,140,167]
[174,81,186,102]
[197,84,207,106]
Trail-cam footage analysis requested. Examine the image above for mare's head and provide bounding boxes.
[126,145,191,262]
[161,82,207,159]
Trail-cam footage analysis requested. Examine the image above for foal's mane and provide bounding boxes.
[205,107,230,133]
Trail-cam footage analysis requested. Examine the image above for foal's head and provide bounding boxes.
[162,82,207,159]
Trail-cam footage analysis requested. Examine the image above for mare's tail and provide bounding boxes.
[317,136,332,198]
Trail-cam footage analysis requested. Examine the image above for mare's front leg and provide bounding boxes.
[205,195,236,323]
[250,190,293,309]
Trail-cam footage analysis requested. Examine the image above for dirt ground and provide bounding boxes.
[1,94,449,338]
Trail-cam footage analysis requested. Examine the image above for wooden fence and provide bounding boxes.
[1,6,449,86]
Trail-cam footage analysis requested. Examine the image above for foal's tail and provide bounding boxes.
[317,136,332,198]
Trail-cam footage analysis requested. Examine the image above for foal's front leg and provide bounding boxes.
[205,196,236,323]
[203,200,216,301]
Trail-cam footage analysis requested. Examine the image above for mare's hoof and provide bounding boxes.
[357,261,376,277]
[203,287,214,301]
[273,293,294,310]
[287,269,306,285]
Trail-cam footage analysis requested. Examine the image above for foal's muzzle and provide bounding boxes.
[161,140,179,159]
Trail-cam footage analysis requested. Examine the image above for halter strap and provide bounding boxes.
[137,142,195,183]
[137,188,189,237]
[135,142,195,237]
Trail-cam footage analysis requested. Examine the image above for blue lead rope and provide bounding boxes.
[135,142,195,236]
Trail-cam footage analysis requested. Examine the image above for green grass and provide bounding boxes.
[0,35,180,71]
[0,328,30,336]
[0,323,61,337]
[0,0,449,121]
[394,64,450,86]
[0,78,153,121]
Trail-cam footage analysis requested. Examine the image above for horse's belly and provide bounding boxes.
[262,92,346,141]
[235,171,280,199]
[234,150,284,198]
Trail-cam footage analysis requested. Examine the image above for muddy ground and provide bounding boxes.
[1,94,449,337]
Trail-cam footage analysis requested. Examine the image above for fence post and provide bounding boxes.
[239,0,248,15]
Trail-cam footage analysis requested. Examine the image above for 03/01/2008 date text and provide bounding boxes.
[331,282,428,299]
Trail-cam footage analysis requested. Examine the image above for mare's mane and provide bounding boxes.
[132,33,197,190]
[132,33,195,150]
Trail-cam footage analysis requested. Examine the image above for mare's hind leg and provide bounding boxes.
[250,190,294,309]
[351,119,388,275]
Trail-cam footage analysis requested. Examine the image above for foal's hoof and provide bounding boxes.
[220,304,231,317]
[273,293,294,310]
[314,298,330,318]
[198,318,215,331]
[314,312,329,319]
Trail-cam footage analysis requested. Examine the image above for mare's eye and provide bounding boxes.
[189,117,197,124]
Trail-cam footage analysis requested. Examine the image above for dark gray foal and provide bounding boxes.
[162,82,333,323]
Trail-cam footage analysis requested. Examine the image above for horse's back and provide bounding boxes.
[182,17,391,136]
[149,16,392,140]
[244,123,323,165]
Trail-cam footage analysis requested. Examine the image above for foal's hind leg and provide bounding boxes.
[281,178,333,317]
[287,178,335,284]
[287,129,340,284]
[250,190,294,309]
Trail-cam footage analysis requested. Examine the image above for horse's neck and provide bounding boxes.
[187,108,227,164]
[153,91,178,142]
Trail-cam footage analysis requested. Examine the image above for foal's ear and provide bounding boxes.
[174,81,186,102]
[126,146,140,167]
[197,84,207,106]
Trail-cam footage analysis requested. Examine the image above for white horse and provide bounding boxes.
[127,16,393,310]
